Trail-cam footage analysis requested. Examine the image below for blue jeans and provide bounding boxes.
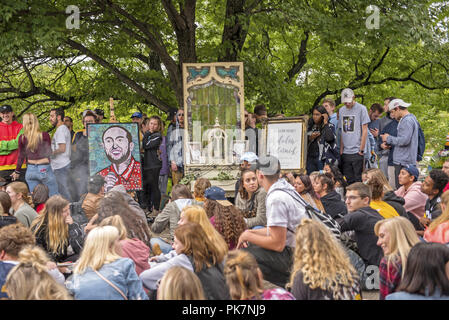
[25,164,59,197]
[150,237,173,254]
[53,164,72,202]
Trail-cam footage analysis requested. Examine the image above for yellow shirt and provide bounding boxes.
[370,200,399,219]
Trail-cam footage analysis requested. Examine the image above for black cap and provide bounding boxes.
[88,174,105,187]
[0,105,13,113]
[94,109,106,118]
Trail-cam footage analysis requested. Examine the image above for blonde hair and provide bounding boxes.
[157,266,205,300]
[99,215,128,240]
[22,113,43,152]
[181,205,228,258]
[374,216,420,278]
[31,195,69,256]
[224,250,263,300]
[74,225,122,274]
[7,181,33,207]
[5,246,72,300]
[366,168,393,193]
[288,219,359,300]
[428,191,449,233]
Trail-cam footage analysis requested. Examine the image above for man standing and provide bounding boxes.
[323,98,338,133]
[50,107,72,201]
[0,105,25,181]
[167,109,185,186]
[237,155,307,288]
[377,97,397,187]
[71,110,97,201]
[380,99,419,187]
[339,88,370,185]
[64,116,75,140]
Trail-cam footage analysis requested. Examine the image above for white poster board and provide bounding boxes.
[265,118,306,171]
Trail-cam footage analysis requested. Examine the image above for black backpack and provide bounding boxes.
[417,122,425,162]
[187,255,231,300]
[70,194,88,227]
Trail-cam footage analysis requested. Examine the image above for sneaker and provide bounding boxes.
[152,243,162,256]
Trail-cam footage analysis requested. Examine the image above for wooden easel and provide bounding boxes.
[109,97,118,123]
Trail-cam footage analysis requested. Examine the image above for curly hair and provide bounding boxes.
[204,199,246,249]
[224,250,263,300]
[0,223,35,257]
[97,191,152,246]
[5,245,72,300]
[288,219,359,300]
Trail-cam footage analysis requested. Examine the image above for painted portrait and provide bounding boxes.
[88,123,142,191]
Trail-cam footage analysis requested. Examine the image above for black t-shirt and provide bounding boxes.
[338,206,384,266]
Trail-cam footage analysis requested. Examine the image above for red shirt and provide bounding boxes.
[16,132,52,171]
[97,156,142,190]
[443,181,449,193]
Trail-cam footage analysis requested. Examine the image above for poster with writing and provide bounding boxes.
[88,123,142,191]
[266,119,306,170]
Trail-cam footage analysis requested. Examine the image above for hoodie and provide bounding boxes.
[383,191,406,216]
[320,190,348,219]
[0,121,25,171]
[395,182,428,220]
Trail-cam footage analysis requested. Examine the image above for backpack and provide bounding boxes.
[187,256,231,300]
[70,194,88,227]
[417,122,425,162]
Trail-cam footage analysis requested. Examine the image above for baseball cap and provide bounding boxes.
[82,109,97,119]
[240,152,258,163]
[256,155,281,176]
[402,165,419,181]
[0,105,13,113]
[94,109,106,118]
[204,186,233,206]
[88,175,105,188]
[131,112,143,119]
[388,99,411,111]
[341,88,355,104]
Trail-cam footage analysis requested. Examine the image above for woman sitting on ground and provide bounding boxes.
[224,250,295,300]
[31,195,84,263]
[424,191,449,244]
[6,182,38,228]
[150,184,202,254]
[0,191,16,228]
[98,215,150,276]
[386,242,449,300]
[193,178,211,203]
[235,169,267,228]
[32,183,49,214]
[157,266,205,300]
[87,191,152,248]
[293,173,324,212]
[149,205,228,265]
[4,246,72,300]
[65,225,148,300]
[374,217,420,300]
[366,170,400,219]
[204,186,247,250]
[140,222,230,300]
[287,219,361,300]
[365,168,406,216]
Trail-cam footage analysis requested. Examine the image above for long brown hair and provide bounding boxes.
[174,222,225,272]
[31,195,69,256]
[204,199,246,248]
[238,170,258,200]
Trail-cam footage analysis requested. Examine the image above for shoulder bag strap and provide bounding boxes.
[93,269,128,300]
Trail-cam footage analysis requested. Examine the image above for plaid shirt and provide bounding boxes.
[379,256,402,300]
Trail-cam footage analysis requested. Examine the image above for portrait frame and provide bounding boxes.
[261,116,308,173]
[87,122,143,191]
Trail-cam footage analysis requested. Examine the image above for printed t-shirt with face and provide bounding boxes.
[339,102,370,154]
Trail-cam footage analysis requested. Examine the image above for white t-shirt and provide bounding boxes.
[51,124,71,170]
[266,179,307,248]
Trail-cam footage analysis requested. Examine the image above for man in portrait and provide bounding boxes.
[96,125,142,191]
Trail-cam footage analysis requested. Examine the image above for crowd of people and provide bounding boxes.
[1,88,449,301]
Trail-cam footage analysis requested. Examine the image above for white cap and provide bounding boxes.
[240,152,258,163]
[341,88,355,103]
[388,99,411,111]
